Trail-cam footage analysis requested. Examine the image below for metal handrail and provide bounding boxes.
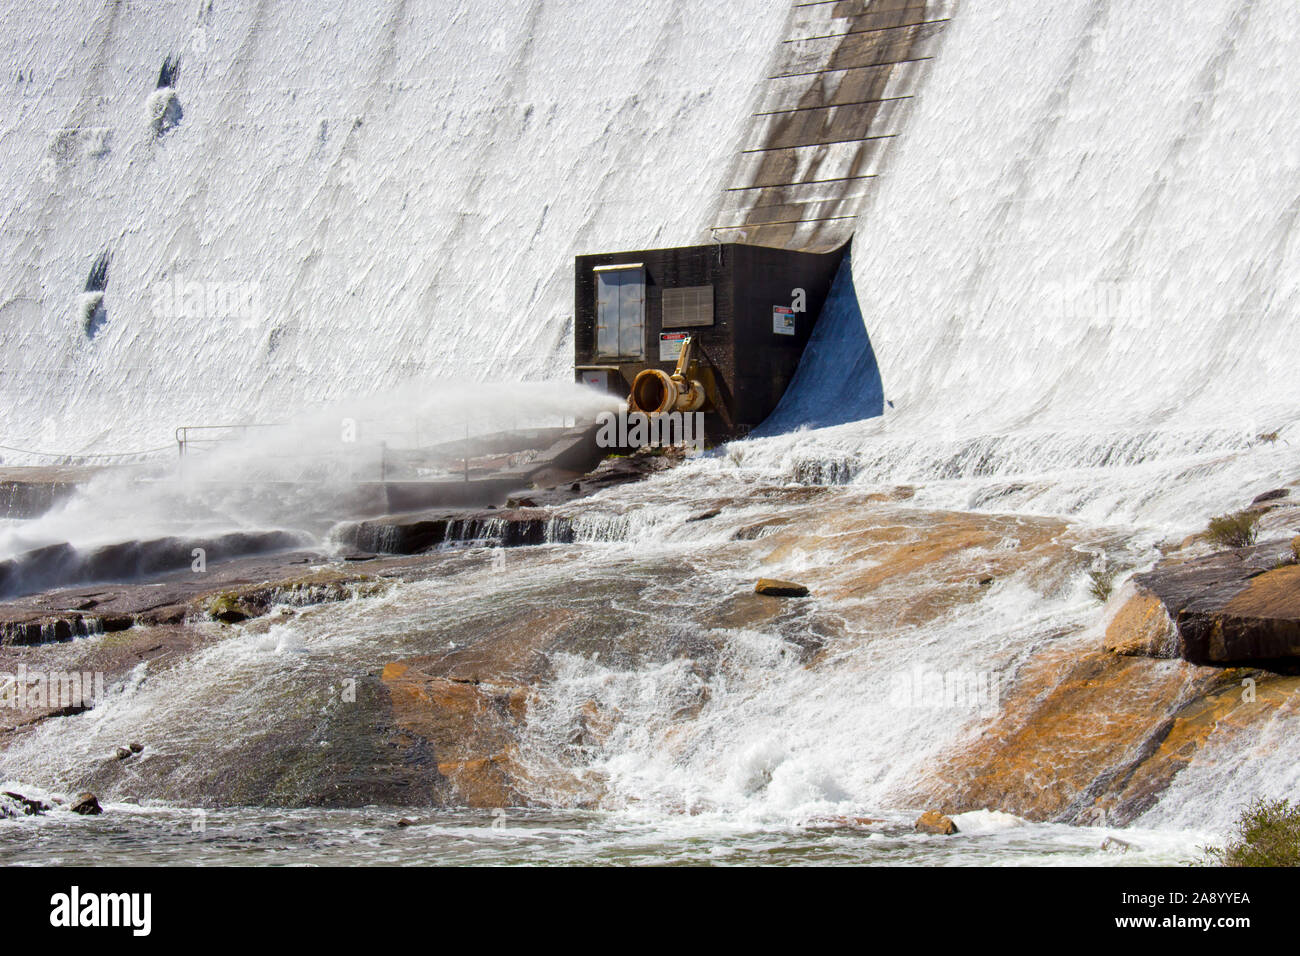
[172,415,586,486]
[175,423,283,456]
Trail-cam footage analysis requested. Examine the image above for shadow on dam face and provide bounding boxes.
[754,250,885,435]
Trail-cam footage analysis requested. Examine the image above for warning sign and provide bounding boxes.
[659,331,688,361]
[773,306,796,336]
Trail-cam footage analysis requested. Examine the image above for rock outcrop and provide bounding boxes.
[911,639,1300,826]
[0,530,311,602]
[378,605,591,808]
[69,792,102,815]
[1,790,51,816]
[1103,590,1177,658]
[754,578,809,598]
[1126,540,1300,666]
[0,553,397,648]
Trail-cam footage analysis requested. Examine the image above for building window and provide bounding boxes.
[662,285,714,329]
[594,265,645,359]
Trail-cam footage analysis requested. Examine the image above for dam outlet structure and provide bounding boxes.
[573,241,846,441]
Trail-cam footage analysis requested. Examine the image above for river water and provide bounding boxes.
[0,804,1204,867]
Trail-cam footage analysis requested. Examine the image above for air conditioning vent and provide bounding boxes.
[662,285,714,329]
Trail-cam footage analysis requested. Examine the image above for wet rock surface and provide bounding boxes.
[1,789,51,816]
[0,530,316,602]
[1,469,1294,823]
[1103,590,1177,658]
[753,578,809,597]
[69,792,101,815]
[0,550,391,647]
[336,447,689,555]
[1130,540,1300,666]
[359,499,1098,810]
[0,451,693,807]
[914,810,958,835]
[914,640,1300,826]
[897,482,1300,827]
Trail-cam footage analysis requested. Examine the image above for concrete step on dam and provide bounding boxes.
[709,0,956,252]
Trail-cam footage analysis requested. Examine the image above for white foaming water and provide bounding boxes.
[2,0,1299,855]
[517,541,1091,819]
[0,380,618,563]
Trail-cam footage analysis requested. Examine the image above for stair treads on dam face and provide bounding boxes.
[710,0,955,251]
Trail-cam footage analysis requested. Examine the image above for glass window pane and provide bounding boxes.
[594,267,643,359]
[595,271,619,358]
[618,273,644,359]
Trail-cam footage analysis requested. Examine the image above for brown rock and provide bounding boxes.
[1104,590,1176,658]
[69,792,102,815]
[1186,564,1300,663]
[734,518,791,541]
[914,810,958,835]
[806,815,881,829]
[1098,667,1299,821]
[1250,488,1289,506]
[434,755,521,808]
[754,578,809,598]
[376,600,618,809]
[2,791,50,815]
[382,646,541,808]
[712,593,796,631]
[816,510,1077,627]
[1133,543,1300,664]
[569,699,614,748]
[902,640,1297,826]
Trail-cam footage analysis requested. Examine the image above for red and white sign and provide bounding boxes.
[659,331,689,361]
[773,306,796,335]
